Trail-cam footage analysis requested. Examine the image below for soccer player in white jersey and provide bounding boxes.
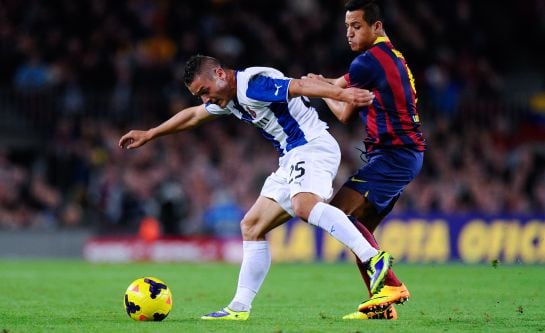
[118,55,394,320]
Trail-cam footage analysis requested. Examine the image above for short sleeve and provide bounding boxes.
[205,102,231,115]
[348,54,376,88]
[246,74,291,102]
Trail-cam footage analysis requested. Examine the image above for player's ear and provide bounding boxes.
[372,21,383,34]
[215,67,226,80]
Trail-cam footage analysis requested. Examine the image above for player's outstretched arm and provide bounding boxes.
[118,104,216,149]
[298,75,363,124]
[288,78,372,108]
[303,73,348,88]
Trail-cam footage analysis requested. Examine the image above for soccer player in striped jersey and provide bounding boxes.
[305,0,426,320]
[119,54,395,320]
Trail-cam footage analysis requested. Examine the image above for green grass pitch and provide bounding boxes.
[0,260,543,333]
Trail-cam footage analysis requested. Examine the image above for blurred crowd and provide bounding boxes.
[0,0,544,234]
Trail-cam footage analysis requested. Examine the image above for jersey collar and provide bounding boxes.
[373,36,390,45]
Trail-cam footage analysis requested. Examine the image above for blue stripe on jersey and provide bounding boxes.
[374,44,417,146]
[246,75,290,102]
[233,94,284,154]
[359,55,392,144]
[232,98,254,124]
[379,45,420,131]
[269,102,308,152]
[348,52,376,88]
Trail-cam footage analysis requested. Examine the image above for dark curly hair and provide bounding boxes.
[183,55,221,86]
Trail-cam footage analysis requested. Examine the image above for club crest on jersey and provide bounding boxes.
[245,107,257,119]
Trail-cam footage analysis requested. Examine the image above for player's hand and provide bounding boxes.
[343,87,374,107]
[118,130,151,149]
[301,73,327,82]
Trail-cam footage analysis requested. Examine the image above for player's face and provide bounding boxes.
[345,10,377,52]
[188,68,232,107]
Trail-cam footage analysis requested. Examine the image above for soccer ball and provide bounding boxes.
[124,277,173,321]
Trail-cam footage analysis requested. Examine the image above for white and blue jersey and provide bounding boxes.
[204,67,329,156]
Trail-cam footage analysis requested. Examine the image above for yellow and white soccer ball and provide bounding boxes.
[124,277,173,321]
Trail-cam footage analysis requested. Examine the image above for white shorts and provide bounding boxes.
[260,131,341,217]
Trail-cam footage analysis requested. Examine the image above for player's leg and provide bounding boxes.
[293,191,391,290]
[201,196,291,320]
[349,218,407,319]
[287,133,392,295]
[338,148,422,319]
[333,189,403,292]
[352,207,410,316]
[329,186,401,285]
[228,195,291,312]
[337,195,409,318]
[330,186,375,296]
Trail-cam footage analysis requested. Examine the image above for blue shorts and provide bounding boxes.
[343,147,423,214]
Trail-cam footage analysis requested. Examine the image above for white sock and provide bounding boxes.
[228,240,270,312]
[308,202,378,262]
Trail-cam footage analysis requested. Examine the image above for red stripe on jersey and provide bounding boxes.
[396,56,419,135]
[344,73,351,87]
[366,98,378,147]
[373,90,403,147]
[369,47,415,137]
[384,111,404,146]
[383,40,418,111]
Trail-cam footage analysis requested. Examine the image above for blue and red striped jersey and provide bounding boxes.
[345,36,426,152]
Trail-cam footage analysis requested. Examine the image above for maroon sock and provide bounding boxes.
[353,218,402,288]
[356,257,373,297]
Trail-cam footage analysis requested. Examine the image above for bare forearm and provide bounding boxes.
[302,73,347,88]
[289,79,346,101]
[323,98,345,120]
[119,105,213,149]
[149,106,204,138]
[325,75,348,88]
[298,74,357,123]
[289,77,373,108]
[323,98,358,124]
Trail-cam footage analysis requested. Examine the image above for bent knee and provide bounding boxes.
[292,193,321,221]
[240,215,266,240]
[292,204,311,221]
